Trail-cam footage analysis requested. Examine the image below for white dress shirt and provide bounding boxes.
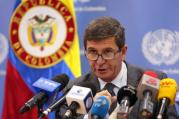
[98,61,127,93]
[84,62,128,119]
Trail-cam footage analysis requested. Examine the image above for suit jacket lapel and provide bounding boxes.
[88,62,144,90]
[87,72,101,92]
[125,62,144,88]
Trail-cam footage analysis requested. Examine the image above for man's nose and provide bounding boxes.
[96,55,105,64]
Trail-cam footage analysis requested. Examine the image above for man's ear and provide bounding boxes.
[121,44,127,61]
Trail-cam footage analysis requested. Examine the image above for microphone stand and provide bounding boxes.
[156,98,170,119]
[63,101,79,119]
[37,102,44,119]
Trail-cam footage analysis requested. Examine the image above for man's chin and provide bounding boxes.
[96,74,113,82]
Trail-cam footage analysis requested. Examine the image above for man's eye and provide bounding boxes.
[87,50,97,54]
[103,49,114,54]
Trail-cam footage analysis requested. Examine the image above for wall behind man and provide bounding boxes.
[74,0,179,114]
[0,0,16,117]
[74,0,179,82]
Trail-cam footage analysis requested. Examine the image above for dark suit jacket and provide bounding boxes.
[56,63,179,119]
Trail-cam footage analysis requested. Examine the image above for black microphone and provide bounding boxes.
[19,74,69,114]
[63,82,97,119]
[117,85,137,115]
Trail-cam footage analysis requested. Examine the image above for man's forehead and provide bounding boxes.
[87,47,115,51]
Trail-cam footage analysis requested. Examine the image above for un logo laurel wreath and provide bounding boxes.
[142,29,179,66]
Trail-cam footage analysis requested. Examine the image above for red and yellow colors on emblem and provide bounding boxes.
[9,0,75,68]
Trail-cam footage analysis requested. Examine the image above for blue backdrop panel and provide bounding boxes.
[0,0,16,117]
[74,0,179,114]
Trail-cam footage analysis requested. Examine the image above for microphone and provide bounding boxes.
[42,81,97,117]
[175,92,179,105]
[42,88,70,116]
[137,71,160,118]
[175,92,179,115]
[156,78,178,119]
[19,74,69,114]
[117,85,137,115]
[90,96,110,119]
[63,82,97,119]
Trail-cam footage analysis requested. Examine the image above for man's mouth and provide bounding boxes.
[97,68,107,73]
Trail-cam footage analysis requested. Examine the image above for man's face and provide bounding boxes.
[86,37,127,82]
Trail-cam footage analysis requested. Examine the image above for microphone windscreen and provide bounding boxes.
[77,81,97,96]
[158,78,178,105]
[117,85,137,107]
[91,96,110,119]
[137,71,160,101]
[144,71,158,78]
[52,74,69,88]
[175,92,179,103]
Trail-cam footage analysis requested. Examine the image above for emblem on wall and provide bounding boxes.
[9,0,75,68]
[142,29,179,66]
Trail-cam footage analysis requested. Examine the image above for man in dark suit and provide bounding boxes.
[56,16,178,119]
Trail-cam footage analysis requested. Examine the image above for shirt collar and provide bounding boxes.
[98,61,127,89]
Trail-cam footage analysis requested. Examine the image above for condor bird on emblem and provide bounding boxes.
[142,29,179,66]
[28,15,56,51]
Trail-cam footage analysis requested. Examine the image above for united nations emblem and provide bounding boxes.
[0,33,8,64]
[9,0,75,68]
[142,29,179,65]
